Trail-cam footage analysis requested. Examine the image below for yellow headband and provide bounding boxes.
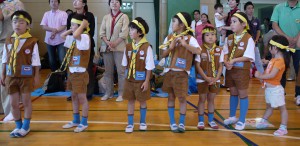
[233,13,250,30]
[71,18,90,33]
[13,15,30,24]
[269,40,296,53]
[202,28,216,34]
[176,13,194,33]
[132,20,146,34]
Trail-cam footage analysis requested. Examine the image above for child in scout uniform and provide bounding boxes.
[223,12,255,130]
[160,12,201,133]
[1,10,40,138]
[122,17,155,133]
[195,26,224,130]
[255,35,294,136]
[60,14,91,133]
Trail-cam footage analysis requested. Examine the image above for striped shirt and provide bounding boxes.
[40,9,68,46]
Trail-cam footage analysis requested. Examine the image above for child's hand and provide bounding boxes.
[0,76,5,86]
[81,19,89,28]
[208,77,218,85]
[141,81,149,92]
[224,61,232,70]
[205,77,212,83]
[33,74,40,88]
[178,37,187,47]
[254,71,261,78]
[169,38,178,50]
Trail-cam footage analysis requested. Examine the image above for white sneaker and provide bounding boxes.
[10,128,20,138]
[3,112,14,123]
[15,128,30,137]
[101,95,112,101]
[170,124,179,132]
[178,123,185,133]
[296,96,300,106]
[256,120,269,129]
[208,121,219,129]
[74,124,88,133]
[235,121,246,130]
[139,123,147,131]
[197,122,205,130]
[62,122,79,129]
[224,117,238,125]
[125,125,134,133]
[116,96,123,102]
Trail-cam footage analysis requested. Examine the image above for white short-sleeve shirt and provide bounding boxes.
[162,35,201,74]
[214,13,226,28]
[64,34,90,73]
[2,39,41,66]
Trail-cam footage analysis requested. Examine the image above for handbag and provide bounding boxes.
[42,40,75,93]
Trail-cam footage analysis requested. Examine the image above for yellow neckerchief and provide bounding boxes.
[127,36,148,79]
[59,39,76,72]
[8,31,32,74]
[229,29,247,60]
[233,13,250,30]
[204,43,217,76]
[269,40,296,53]
[71,18,90,34]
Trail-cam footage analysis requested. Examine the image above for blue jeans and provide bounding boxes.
[46,43,66,71]
[254,46,264,74]
[292,50,300,96]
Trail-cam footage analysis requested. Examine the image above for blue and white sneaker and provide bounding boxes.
[9,129,20,138]
[125,125,134,133]
[139,123,147,131]
[170,124,179,133]
[178,123,185,133]
[62,122,79,129]
[15,128,30,137]
[74,124,88,133]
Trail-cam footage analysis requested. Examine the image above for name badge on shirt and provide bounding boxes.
[6,65,12,76]
[21,65,33,76]
[215,53,221,56]
[73,56,81,65]
[238,46,244,50]
[228,40,233,46]
[201,53,208,61]
[140,57,145,60]
[233,62,244,67]
[175,58,186,69]
[7,44,12,51]
[128,51,132,58]
[135,71,146,81]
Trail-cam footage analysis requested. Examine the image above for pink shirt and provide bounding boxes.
[195,23,214,46]
[40,9,68,46]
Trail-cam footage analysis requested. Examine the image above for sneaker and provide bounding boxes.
[178,123,185,133]
[235,121,246,130]
[139,123,147,131]
[9,129,19,138]
[208,121,219,129]
[3,112,14,123]
[226,88,230,91]
[15,128,30,137]
[101,95,112,101]
[256,120,269,129]
[170,124,179,132]
[197,122,205,130]
[224,117,238,125]
[116,96,123,102]
[74,124,88,133]
[296,96,300,106]
[125,125,134,133]
[62,122,79,129]
[273,128,288,136]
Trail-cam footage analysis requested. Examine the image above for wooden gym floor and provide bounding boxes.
[0,69,300,146]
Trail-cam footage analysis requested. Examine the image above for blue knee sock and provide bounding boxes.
[128,114,134,125]
[239,97,249,123]
[22,118,30,131]
[72,113,80,124]
[140,108,147,123]
[168,107,176,125]
[81,116,88,126]
[15,119,23,129]
[179,114,186,125]
[230,95,239,117]
[208,113,214,122]
[198,114,204,122]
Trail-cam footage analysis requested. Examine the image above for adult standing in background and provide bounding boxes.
[67,0,95,100]
[41,0,68,72]
[244,1,264,74]
[99,0,129,102]
[271,0,300,94]
[191,10,202,35]
[0,0,24,120]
